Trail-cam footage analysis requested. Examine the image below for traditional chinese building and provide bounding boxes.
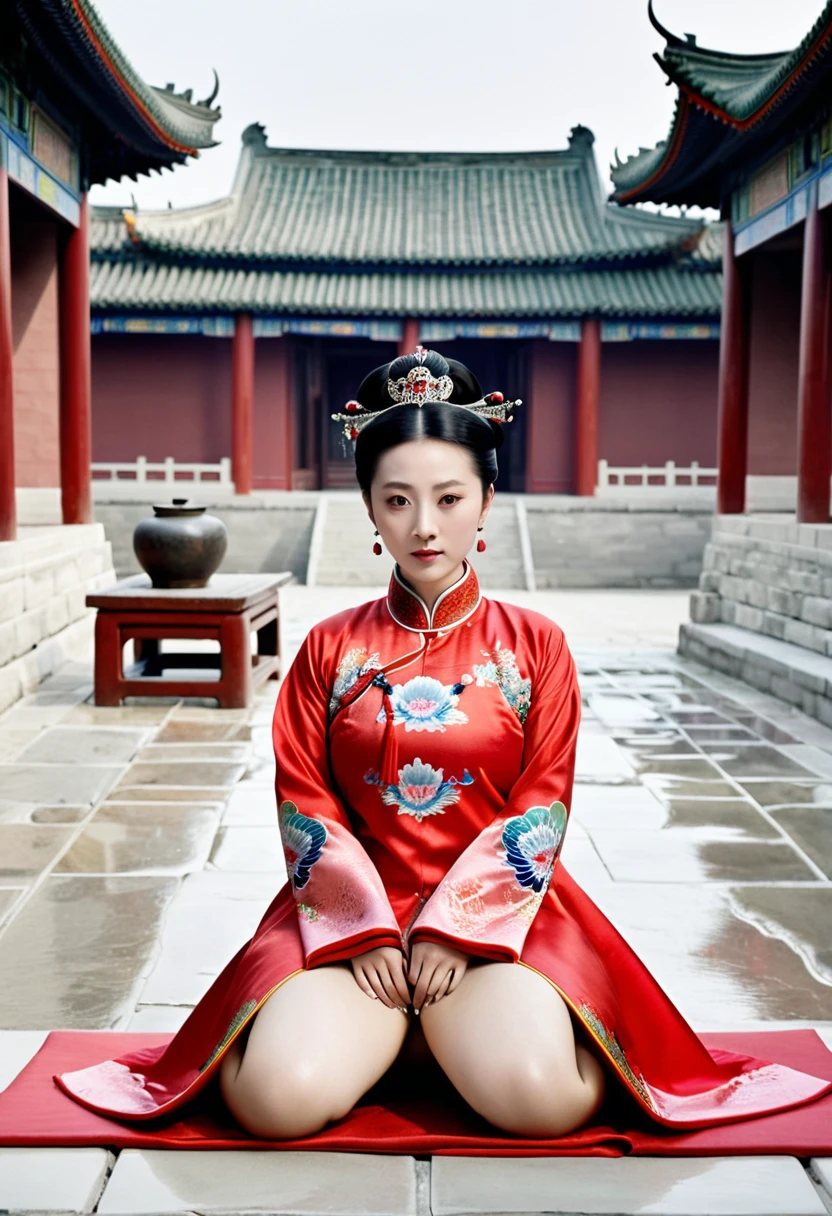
[612,1,832,724]
[0,0,218,711]
[0,0,220,541]
[90,123,722,494]
[612,0,832,524]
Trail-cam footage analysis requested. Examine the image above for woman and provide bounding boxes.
[56,349,830,1140]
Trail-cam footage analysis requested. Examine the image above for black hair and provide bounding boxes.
[353,350,502,498]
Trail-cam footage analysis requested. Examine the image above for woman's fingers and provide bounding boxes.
[412,963,439,1011]
[428,968,455,1005]
[445,964,467,996]
[364,966,397,1008]
[350,965,379,1002]
[388,956,412,1008]
[377,962,406,1009]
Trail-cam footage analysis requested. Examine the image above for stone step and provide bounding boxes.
[678,620,832,727]
[0,525,115,713]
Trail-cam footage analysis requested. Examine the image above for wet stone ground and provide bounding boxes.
[0,585,831,1214]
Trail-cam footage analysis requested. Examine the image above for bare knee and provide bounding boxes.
[496,1050,606,1138]
[220,1054,354,1140]
[462,1051,605,1139]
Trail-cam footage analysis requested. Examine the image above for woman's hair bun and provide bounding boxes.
[355,349,484,413]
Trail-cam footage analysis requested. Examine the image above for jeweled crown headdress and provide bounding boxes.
[331,346,522,441]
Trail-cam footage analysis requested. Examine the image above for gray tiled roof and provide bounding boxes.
[100,124,705,268]
[90,258,721,318]
[91,125,721,318]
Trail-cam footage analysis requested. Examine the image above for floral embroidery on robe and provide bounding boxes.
[329,647,381,719]
[364,758,474,821]
[376,675,468,732]
[473,642,532,723]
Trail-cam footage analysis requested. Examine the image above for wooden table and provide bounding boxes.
[87,572,293,708]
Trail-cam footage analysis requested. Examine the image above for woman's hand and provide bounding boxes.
[350,946,411,1010]
[408,941,470,1012]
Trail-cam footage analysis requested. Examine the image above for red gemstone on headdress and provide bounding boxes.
[487,392,504,404]
[349,427,358,440]
[413,379,427,394]
[345,400,361,413]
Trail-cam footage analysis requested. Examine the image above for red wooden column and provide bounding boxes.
[275,335,294,491]
[716,223,751,515]
[399,318,419,357]
[0,167,15,541]
[575,318,601,496]
[59,192,93,525]
[796,198,832,524]
[231,313,254,495]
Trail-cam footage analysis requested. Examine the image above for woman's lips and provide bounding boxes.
[411,549,442,562]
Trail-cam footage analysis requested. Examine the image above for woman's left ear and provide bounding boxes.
[479,484,495,528]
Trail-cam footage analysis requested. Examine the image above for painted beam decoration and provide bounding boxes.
[0,76,80,225]
[90,315,721,341]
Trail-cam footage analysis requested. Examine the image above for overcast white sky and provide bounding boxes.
[90,0,826,215]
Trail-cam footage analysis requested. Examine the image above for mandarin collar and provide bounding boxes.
[386,560,482,634]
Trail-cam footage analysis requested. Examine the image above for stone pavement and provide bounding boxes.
[0,585,831,1213]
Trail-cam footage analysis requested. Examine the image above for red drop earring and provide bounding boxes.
[373,529,382,556]
[476,528,486,553]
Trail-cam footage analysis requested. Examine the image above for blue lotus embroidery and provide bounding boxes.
[365,758,474,822]
[473,642,532,723]
[377,675,468,732]
[279,801,327,890]
[502,802,567,893]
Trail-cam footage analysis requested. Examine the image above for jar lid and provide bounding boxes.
[152,498,208,517]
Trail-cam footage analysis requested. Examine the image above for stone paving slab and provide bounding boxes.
[430,1155,826,1216]
[16,725,149,765]
[0,875,180,1028]
[96,1149,420,1215]
[0,1146,112,1214]
[811,1158,832,1202]
[0,1028,47,1091]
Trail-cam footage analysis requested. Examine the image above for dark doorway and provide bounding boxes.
[295,336,529,491]
[429,339,529,492]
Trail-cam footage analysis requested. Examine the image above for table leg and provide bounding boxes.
[134,637,161,671]
[257,613,280,679]
[94,612,123,706]
[220,613,254,708]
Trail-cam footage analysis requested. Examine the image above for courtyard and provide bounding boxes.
[0,585,830,1212]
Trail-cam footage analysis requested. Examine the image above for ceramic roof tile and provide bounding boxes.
[113,125,705,268]
[90,257,721,318]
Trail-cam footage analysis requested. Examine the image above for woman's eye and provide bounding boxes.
[440,495,460,506]
[387,495,409,508]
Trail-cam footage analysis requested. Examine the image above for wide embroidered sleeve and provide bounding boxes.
[408,622,580,963]
[273,625,403,968]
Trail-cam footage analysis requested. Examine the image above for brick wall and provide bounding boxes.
[11,220,60,487]
[690,517,832,655]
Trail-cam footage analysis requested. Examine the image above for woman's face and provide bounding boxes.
[366,438,493,592]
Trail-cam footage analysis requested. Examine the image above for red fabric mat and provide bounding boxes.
[0,1029,830,1156]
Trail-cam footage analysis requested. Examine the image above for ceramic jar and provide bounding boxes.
[133,499,228,588]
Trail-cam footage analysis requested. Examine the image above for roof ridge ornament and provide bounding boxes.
[241,123,268,150]
[198,70,220,110]
[647,0,684,47]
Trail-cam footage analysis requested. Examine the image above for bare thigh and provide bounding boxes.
[420,961,606,1138]
[218,964,409,1139]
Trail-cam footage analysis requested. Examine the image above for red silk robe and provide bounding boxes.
[55,562,830,1127]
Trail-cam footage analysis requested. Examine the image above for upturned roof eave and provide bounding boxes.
[613,1,832,206]
[13,0,221,179]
